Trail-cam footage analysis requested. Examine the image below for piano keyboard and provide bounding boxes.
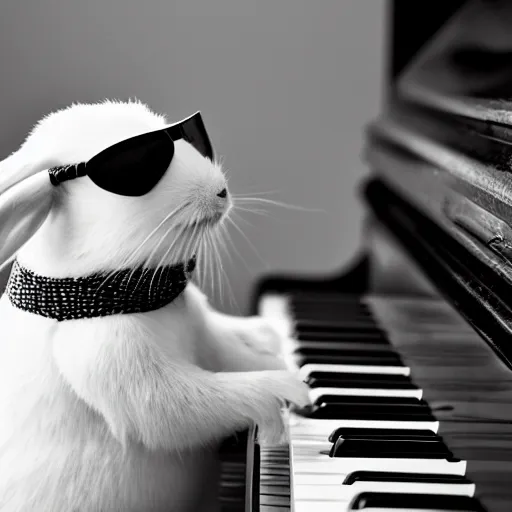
[256,292,486,512]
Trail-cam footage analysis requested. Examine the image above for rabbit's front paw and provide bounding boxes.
[245,371,311,445]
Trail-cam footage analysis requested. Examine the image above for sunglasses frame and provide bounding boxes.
[48,111,215,197]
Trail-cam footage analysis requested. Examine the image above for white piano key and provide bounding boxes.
[293,481,474,501]
[293,484,348,502]
[291,472,474,492]
[292,473,346,486]
[289,440,334,452]
[291,457,466,476]
[349,480,475,496]
[293,502,341,512]
[309,387,422,401]
[359,509,453,512]
[295,500,461,512]
[299,364,410,378]
[288,414,439,435]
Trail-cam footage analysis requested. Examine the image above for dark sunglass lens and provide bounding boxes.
[86,130,175,196]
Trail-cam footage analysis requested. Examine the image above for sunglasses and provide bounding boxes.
[48,111,214,197]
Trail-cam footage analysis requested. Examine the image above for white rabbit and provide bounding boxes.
[0,100,309,512]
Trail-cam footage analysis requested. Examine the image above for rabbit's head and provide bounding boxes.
[0,100,231,278]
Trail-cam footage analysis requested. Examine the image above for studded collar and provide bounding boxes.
[5,257,196,321]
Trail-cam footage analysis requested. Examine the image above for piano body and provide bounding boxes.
[221,1,512,511]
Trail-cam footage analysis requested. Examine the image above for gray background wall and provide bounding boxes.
[0,0,385,314]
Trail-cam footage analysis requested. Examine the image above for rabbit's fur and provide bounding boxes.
[0,100,309,512]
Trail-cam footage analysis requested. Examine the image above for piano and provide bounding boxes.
[219,1,512,511]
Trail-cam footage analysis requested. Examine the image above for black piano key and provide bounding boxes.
[294,315,379,324]
[294,353,403,366]
[294,347,400,359]
[349,492,486,511]
[330,438,454,459]
[343,471,473,485]
[295,317,375,326]
[315,396,427,406]
[314,395,431,409]
[330,431,442,444]
[290,293,369,306]
[307,402,435,420]
[329,428,439,443]
[306,372,417,389]
[307,377,416,389]
[298,331,389,343]
[309,309,371,317]
[292,304,372,314]
[294,342,395,353]
[296,321,386,333]
[293,313,374,323]
[292,293,367,301]
[293,302,372,311]
[314,396,431,410]
[294,340,395,352]
[291,292,369,303]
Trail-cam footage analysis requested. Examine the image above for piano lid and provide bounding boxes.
[397,0,512,124]
[366,0,512,250]
[364,0,512,371]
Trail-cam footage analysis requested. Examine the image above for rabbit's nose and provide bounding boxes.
[217,188,227,198]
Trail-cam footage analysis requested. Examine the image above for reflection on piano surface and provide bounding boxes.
[219,1,512,511]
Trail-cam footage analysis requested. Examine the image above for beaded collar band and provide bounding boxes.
[6,257,196,321]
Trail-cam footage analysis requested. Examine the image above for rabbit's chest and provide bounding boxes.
[0,293,201,435]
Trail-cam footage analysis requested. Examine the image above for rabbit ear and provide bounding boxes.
[0,170,54,270]
[0,149,58,269]
[0,150,56,196]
